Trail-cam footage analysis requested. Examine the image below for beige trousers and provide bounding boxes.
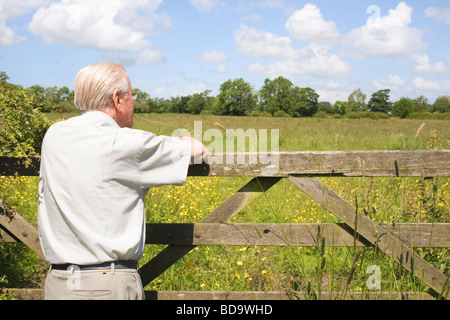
[44,265,145,300]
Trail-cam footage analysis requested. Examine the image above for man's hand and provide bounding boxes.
[178,136,209,165]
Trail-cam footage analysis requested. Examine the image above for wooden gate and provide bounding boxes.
[1,150,449,300]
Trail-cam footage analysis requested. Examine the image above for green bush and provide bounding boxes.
[345,111,389,119]
[273,109,290,117]
[407,112,450,120]
[0,82,51,157]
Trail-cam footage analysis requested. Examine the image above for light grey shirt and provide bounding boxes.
[38,111,191,265]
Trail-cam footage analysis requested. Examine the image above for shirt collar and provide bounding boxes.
[81,111,120,129]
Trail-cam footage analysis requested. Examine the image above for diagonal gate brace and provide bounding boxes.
[139,177,281,286]
[0,200,45,260]
[288,176,449,299]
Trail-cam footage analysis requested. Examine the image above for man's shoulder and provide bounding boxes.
[47,114,84,128]
[44,114,169,147]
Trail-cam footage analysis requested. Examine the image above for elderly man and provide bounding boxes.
[38,62,208,300]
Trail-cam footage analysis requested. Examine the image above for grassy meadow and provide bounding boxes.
[1,112,449,299]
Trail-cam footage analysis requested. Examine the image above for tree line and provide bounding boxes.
[1,72,449,118]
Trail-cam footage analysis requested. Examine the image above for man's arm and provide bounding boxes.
[178,136,209,165]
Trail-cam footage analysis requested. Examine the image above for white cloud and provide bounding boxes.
[413,77,450,92]
[343,2,426,57]
[103,48,165,67]
[241,14,262,23]
[139,49,166,65]
[235,24,352,78]
[186,83,208,95]
[28,0,168,65]
[198,50,229,74]
[214,64,228,74]
[317,89,350,104]
[408,53,450,74]
[235,0,283,12]
[425,7,450,24]
[285,4,340,44]
[0,24,19,46]
[198,50,228,63]
[190,0,218,12]
[372,74,405,91]
[0,0,51,46]
[234,24,293,59]
[326,80,346,90]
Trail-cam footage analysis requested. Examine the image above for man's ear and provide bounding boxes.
[112,90,121,111]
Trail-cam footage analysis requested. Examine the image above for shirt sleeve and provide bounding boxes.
[138,133,192,189]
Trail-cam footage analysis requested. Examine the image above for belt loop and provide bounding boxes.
[111,262,115,275]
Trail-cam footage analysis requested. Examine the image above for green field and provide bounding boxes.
[1,113,449,299]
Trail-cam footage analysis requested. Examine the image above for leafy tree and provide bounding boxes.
[412,95,430,112]
[146,97,166,113]
[258,77,319,117]
[392,97,414,118]
[216,78,257,116]
[187,90,213,114]
[332,100,349,116]
[133,88,151,113]
[0,71,9,82]
[0,81,51,157]
[166,95,192,114]
[368,89,392,113]
[55,86,71,103]
[292,87,319,117]
[318,101,332,114]
[259,76,296,116]
[348,89,367,112]
[432,95,450,113]
[28,85,53,112]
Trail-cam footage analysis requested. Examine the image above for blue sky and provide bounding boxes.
[1,0,449,103]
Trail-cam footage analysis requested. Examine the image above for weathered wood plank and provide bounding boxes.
[2,150,449,177]
[3,289,435,300]
[200,178,281,223]
[288,176,450,299]
[205,150,450,177]
[0,201,45,259]
[145,290,435,301]
[145,223,450,248]
[138,177,281,286]
[4,222,448,248]
[0,156,40,177]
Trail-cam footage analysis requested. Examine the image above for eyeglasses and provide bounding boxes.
[121,90,139,100]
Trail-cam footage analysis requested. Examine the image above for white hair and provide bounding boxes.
[74,62,130,112]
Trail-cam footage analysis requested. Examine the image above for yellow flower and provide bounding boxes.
[261,270,267,275]
[236,261,243,266]
[200,283,206,288]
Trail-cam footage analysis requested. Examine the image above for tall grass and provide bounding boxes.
[134,114,449,298]
[1,113,449,299]
[132,114,449,151]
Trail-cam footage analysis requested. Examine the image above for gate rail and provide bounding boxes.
[1,150,449,300]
